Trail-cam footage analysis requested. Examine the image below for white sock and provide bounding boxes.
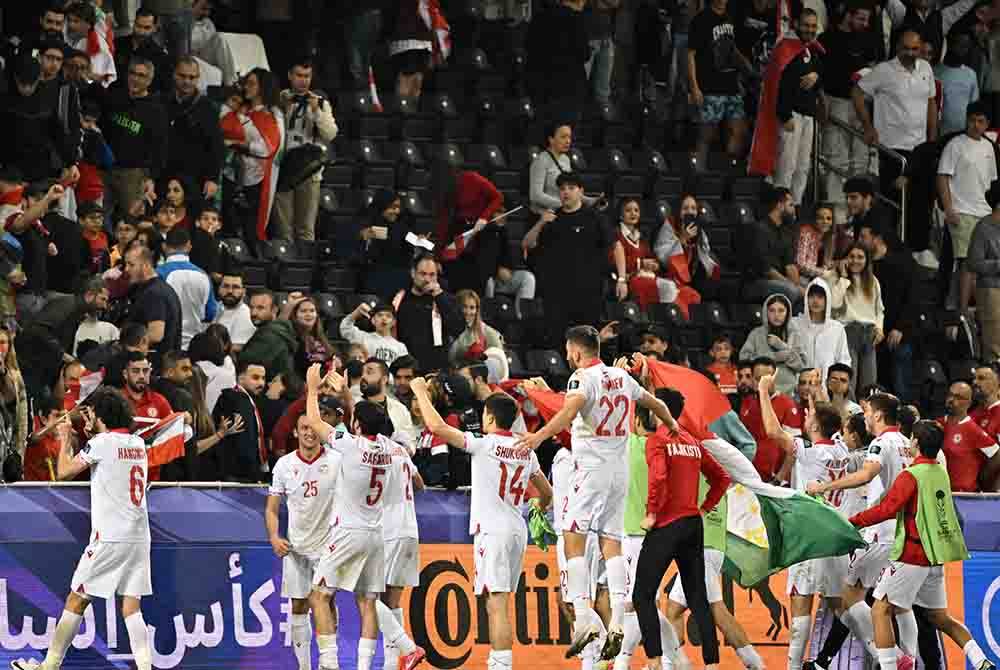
[317,633,339,669]
[877,647,898,670]
[493,648,513,669]
[375,600,416,655]
[488,649,497,670]
[605,556,627,629]
[392,607,405,626]
[894,611,917,657]
[613,611,641,670]
[844,601,879,659]
[788,615,812,670]
[124,612,152,670]
[965,639,988,668]
[657,611,680,662]
[736,645,765,670]
[567,557,595,628]
[290,613,312,670]
[358,637,377,670]
[43,610,82,669]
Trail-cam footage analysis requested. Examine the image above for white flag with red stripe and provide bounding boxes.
[139,412,190,467]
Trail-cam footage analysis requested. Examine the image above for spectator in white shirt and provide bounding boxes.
[189,330,237,414]
[339,300,409,366]
[73,283,118,356]
[157,229,219,349]
[214,272,256,353]
[854,30,938,247]
[937,100,998,306]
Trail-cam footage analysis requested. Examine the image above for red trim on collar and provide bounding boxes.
[110,428,132,434]
[296,449,322,465]
[880,426,901,435]
[582,358,602,369]
[495,430,514,437]
[815,439,835,446]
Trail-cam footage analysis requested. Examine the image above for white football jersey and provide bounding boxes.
[325,433,397,531]
[269,449,340,558]
[79,431,151,543]
[465,431,541,535]
[383,440,419,541]
[864,427,914,541]
[839,447,871,519]
[551,447,573,533]
[791,438,851,511]
[566,363,645,470]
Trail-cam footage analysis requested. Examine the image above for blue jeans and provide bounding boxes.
[880,340,914,403]
[586,37,615,104]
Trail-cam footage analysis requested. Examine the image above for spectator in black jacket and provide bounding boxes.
[166,57,224,201]
[744,186,803,305]
[860,220,919,403]
[526,0,590,113]
[357,189,426,300]
[0,55,79,184]
[212,359,268,482]
[102,57,168,222]
[114,9,173,94]
[43,192,89,298]
[394,253,465,373]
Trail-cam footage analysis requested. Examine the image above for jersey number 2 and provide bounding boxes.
[367,468,386,506]
[129,466,145,507]
[498,463,526,505]
[596,395,629,437]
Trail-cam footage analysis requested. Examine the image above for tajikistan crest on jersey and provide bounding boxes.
[954,434,962,444]
[293,468,300,477]
[319,464,329,473]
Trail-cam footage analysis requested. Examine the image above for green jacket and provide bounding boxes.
[239,320,299,381]
[892,463,969,565]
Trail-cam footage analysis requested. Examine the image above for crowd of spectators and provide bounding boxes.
[0,0,997,498]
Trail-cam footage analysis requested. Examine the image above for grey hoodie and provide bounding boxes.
[791,277,852,380]
[739,293,806,396]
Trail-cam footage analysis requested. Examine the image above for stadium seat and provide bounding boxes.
[321,266,358,293]
[947,360,978,383]
[648,302,686,327]
[606,301,643,324]
[690,301,730,328]
[223,237,269,288]
[482,295,517,324]
[526,349,570,379]
[267,240,314,292]
[315,292,346,321]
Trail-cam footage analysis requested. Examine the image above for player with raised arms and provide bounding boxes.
[12,388,153,670]
[515,325,678,659]
[301,364,425,670]
[411,376,553,670]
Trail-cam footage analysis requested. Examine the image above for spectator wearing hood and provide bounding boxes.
[739,293,807,396]
[791,278,852,381]
[356,189,424,300]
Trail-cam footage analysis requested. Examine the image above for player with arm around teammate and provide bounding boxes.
[412,376,553,670]
[266,411,341,670]
[12,389,154,670]
[759,374,851,670]
[301,364,426,670]
[515,326,679,660]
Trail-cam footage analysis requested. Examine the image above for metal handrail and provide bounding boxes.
[2,481,267,488]
[813,113,909,241]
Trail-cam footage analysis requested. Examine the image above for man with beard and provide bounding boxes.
[212,359,269,481]
[153,350,194,417]
[114,9,172,94]
[393,254,464,373]
[354,357,415,453]
[740,357,803,482]
[124,245,182,370]
[389,355,419,409]
[241,289,298,382]
[214,273,256,353]
[827,362,863,418]
[972,364,1000,445]
[121,352,173,425]
[938,381,1000,492]
[166,58,224,200]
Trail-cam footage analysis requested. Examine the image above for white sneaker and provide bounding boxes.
[10,660,43,670]
[912,249,939,270]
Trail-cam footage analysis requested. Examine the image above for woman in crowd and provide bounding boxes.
[220,68,284,249]
[205,323,236,374]
[825,243,885,397]
[189,330,236,415]
[359,189,422,299]
[739,293,807,396]
[653,193,721,316]
[162,176,200,230]
[0,327,28,467]
[527,123,597,220]
[610,198,672,311]
[449,289,504,364]
[289,295,334,376]
[795,202,836,284]
[189,365,245,481]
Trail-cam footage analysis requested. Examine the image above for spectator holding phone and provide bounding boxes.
[654,194,722,317]
[392,253,465,373]
[358,189,424,301]
[340,300,409,367]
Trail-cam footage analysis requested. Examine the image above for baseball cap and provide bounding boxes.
[637,324,669,342]
[318,395,345,417]
[371,302,395,317]
[77,201,105,218]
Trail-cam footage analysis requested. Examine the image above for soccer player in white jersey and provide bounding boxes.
[12,389,153,670]
[302,364,426,670]
[807,394,916,667]
[380,432,424,670]
[411,376,553,670]
[267,412,341,670]
[516,325,678,658]
[760,375,851,670]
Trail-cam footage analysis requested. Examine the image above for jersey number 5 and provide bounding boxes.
[367,468,386,506]
[596,395,629,437]
[498,463,526,505]
[129,465,145,507]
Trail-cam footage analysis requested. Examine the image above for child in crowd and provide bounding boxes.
[706,334,738,396]
[78,202,110,273]
[76,100,114,209]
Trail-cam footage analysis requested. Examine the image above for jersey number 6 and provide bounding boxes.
[129,465,145,507]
